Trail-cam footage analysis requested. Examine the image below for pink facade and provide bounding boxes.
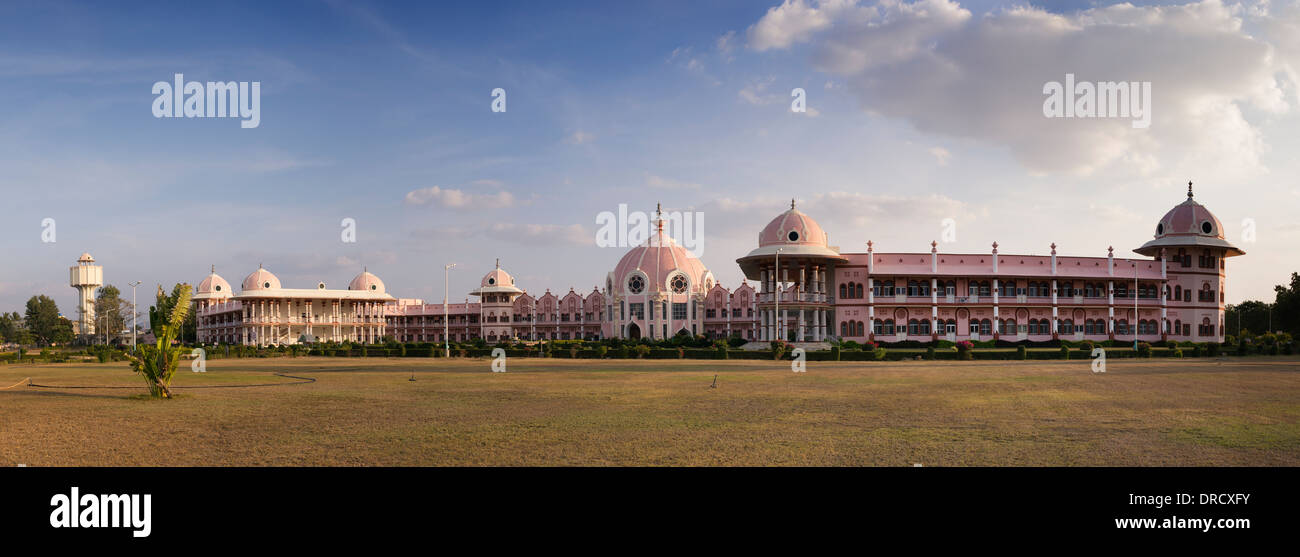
[196,184,1240,347]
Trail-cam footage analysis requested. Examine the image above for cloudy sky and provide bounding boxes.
[1,0,1297,321]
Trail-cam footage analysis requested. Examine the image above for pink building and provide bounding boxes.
[734,184,1241,344]
[196,184,1240,347]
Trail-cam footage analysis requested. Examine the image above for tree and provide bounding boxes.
[1274,272,1300,338]
[128,285,192,399]
[94,284,128,345]
[0,312,22,343]
[149,284,196,343]
[1226,300,1272,337]
[24,295,65,346]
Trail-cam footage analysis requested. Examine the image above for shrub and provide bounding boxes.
[634,345,650,359]
[1205,343,1220,357]
[597,346,609,359]
[716,345,728,360]
[1136,342,1152,358]
[871,347,887,361]
[1173,348,1184,358]
[1059,345,1070,360]
[1017,345,1027,360]
[925,346,935,360]
[956,340,974,360]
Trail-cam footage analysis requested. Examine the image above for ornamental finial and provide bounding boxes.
[791,198,796,210]
[1188,180,1194,199]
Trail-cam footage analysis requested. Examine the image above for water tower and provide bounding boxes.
[69,252,103,336]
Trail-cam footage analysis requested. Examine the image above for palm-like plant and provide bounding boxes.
[127,285,192,398]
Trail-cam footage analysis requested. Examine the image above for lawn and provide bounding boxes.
[1,356,1297,466]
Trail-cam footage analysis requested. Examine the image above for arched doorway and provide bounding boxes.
[626,322,641,339]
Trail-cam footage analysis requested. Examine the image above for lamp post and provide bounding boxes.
[128,281,142,353]
[444,263,456,358]
[775,248,783,343]
[1133,262,1139,351]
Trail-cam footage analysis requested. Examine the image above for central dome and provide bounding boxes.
[609,215,713,296]
[348,269,386,294]
[241,266,281,291]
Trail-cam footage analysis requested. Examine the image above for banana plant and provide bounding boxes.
[127,285,192,398]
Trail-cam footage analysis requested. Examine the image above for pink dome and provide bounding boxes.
[610,224,712,296]
[77,252,95,263]
[1134,183,1244,257]
[759,200,829,248]
[481,268,514,288]
[241,266,281,291]
[197,268,232,295]
[1154,185,1224,239]
[348,270,386,293]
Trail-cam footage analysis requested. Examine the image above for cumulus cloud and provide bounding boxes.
[403,186,516,209]
[746,0,1297,175]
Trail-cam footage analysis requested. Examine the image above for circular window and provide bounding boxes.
[488,277,496,285]
[370,284,377,291]
[214,285,222,292]
[787,230,800,242]
[318,282,326,290]
[1156,223,1164,235]
[671,274,688,294]
[1201,221,1213,234]
[627,275,645,294]
[263,281,271,288]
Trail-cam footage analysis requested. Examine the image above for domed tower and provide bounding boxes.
[194,266,233,309]
[1134,182,1243,342]
[470,259,525,342]
[605,204,715,340]
[736,200,846,343]
[69,252,103,338]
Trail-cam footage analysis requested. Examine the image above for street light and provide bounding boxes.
[128,281,142,353]
[444,263,456,358]
[775,248,783,343]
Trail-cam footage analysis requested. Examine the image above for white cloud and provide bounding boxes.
[929,146,951,166]
[403,186,517,209]
[747,0,1298,176]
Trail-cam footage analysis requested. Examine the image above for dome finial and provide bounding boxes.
[1187,180,1194,199]
[211,264,215,274]
[655,202,664,232]
[496,258,500,269]
[791,198,796,210]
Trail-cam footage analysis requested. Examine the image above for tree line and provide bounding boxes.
[0,283,196,347]
[1226,272,1300,340]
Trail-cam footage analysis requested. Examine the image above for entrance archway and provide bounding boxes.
[626,322,641,339]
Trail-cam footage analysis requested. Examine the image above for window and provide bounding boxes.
[856,283,864,298]
[671,274,688,294]
[840,284,848,298]
[630,303,644,320]
[908,319,919,335]
[672,303,687,320]
[628,275,645,294]
[945,319,956,333]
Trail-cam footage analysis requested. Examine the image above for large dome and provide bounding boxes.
[197,267,232,296]
[348,269,386,294]
[241,266,282,291]
[1134,183,1244,257]
[610,219,713,296]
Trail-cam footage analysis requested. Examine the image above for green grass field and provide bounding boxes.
[1,356,1297,466]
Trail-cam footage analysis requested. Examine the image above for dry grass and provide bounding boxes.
[1,356,1297,466]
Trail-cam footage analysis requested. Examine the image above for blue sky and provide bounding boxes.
[2,0,1298,322]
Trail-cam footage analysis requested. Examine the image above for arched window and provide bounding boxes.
[908,319,919,335]
[841,322,848,336]
[919,319,931,334]
[980,319,992,335]
[968,281,979,296]
[1174,319,1181,336]
[840,284,848,299]
[856,283,864,299]
[884,319,895,335]
[873,319,883,334]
